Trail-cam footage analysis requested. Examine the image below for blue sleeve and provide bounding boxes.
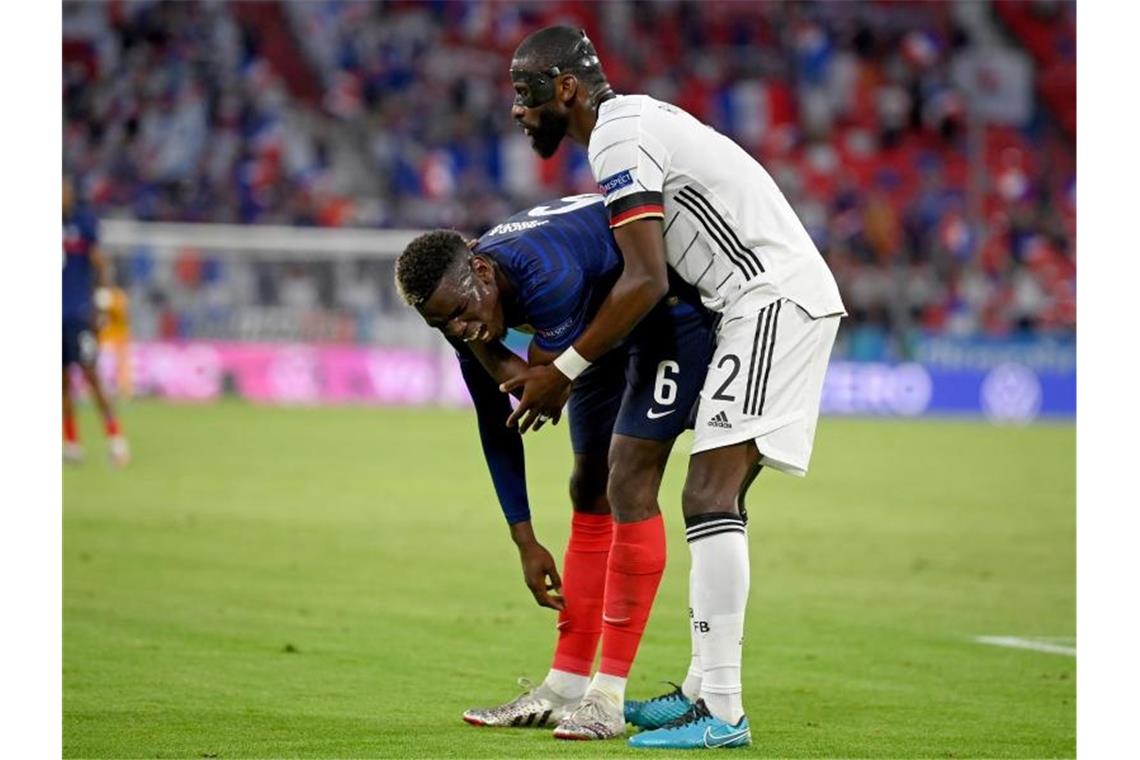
[525,265,590,353]
[451,338,531,524]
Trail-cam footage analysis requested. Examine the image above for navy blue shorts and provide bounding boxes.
[566,301,715,454]
[63,316,98,368]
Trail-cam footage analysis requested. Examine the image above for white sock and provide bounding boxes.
[687,516,750,725]
[543,668,589,701]
[681,566,702,701]
[588,671,628,705]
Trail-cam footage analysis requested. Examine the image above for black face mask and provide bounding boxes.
[527,105,570,158]
[511,68,558,109]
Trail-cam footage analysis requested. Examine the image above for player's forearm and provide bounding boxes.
[578,270,664,361]
[476,410,531,524]
[471,340,528,389]
[552,218,669,378]
[453,340,533,522]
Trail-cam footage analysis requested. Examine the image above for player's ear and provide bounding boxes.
[471,254,494,282]
[558,73,579,105]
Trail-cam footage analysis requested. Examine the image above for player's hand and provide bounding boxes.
[517,542,564,611]
[500,365,571,433]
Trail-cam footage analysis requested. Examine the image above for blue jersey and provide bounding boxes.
[455,195,711,525]
[473,194,620,353]
[63,208,99,320]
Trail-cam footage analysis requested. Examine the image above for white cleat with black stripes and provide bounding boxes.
[462,678,579,728]
[552,689,626,740]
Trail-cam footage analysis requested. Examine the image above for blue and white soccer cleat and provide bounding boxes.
[624,683,693,730]
[628,698,751,750]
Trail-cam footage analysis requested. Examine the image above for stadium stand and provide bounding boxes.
[62,0,1074,352]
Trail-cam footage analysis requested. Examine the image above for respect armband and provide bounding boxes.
[552,346,591,381]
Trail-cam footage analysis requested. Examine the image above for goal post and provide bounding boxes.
[98,220,441,348]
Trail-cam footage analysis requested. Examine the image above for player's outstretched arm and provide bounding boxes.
[501,218,669,432]
[452,339,563,611]
[452,338,531,524]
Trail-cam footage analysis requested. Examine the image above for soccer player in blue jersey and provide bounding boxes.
[63,176,129,466]
[395,194,714,738]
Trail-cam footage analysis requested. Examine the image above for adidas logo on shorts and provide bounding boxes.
[708,411,732,428]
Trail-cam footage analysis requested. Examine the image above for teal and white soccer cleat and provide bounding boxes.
[462,678,579,728]
[552,689,626,740]
[624,683,693,730]
[628,698,751,749]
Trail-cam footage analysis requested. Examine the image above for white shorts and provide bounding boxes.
[691,297,841,476]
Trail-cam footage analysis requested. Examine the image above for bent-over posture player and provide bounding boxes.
[395,194,714,739]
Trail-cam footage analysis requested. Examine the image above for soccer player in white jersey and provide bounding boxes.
[500,27,846,749]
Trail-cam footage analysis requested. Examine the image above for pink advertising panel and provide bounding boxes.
[84,341,474,406]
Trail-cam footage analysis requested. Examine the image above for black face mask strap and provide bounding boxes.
[511,30,601,109]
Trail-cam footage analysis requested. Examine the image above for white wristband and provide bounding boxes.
[553,346,591,381]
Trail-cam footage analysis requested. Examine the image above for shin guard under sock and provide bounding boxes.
[598,514,667,678]
[551,512,613,676]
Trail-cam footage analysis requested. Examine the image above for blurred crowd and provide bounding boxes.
[63,0,1076,348]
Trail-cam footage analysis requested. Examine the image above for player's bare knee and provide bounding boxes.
[682,443,760,518]
[606,471,657,521]
[606,450,664,523]
[569,469,608,514]
[682,475,739,519]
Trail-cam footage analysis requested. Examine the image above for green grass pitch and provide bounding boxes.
[64,402,1074,758]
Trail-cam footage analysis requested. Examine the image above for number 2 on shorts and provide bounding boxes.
[712,354,740,401]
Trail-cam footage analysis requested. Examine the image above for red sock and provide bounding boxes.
[551,512,614,675]
[599,513,667,677]
[64,415,78,444]
[105,417,121,437]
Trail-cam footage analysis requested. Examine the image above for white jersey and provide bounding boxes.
[588,94,845,318]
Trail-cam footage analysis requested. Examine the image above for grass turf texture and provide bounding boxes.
[64,402,1075,758]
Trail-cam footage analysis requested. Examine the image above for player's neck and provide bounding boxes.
[568,105,598,148]
[568,89,608,148]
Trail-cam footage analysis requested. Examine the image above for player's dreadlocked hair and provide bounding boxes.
[394,230,469,307]
[512,26,612,105]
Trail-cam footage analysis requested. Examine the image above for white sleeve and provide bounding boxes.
[588,106,669,228]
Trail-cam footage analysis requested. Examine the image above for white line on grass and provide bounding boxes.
[974,635,1077,657]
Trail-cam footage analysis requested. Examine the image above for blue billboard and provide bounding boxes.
[824,334,1074,421]
[822,361,1074,421]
